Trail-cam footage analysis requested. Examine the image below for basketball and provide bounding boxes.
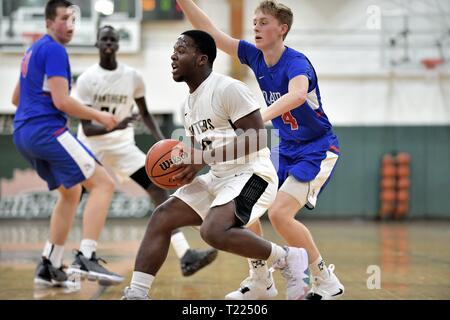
[145,139,188,190]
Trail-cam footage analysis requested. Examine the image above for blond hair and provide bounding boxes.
[255,1,293,40]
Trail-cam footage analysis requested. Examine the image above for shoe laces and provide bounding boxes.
[123,286,150,300]
[73,249,108,265]
[240,268,270,289]
[43,257,67,274]
[272,248,292,280]
[281,266,298,290]
[91,253,108,265]
[239,276,253,289]
[272,245,289,270]
[273,259,297,290]
[328,264,336,273]
[310,264,336,292]
[59,263,68,272]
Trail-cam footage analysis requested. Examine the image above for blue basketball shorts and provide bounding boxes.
[13,119,99,190]
[271,132,340,206]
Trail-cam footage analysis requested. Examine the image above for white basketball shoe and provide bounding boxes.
[121,286,151,300]
[305,264,345,300]
[273,247,310,300]
[225,269,278,300]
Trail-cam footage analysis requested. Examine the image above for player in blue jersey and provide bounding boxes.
[177,0,345,300]
[11,0,124,288]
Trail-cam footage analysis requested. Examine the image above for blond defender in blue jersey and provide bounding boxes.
[177,0,344,300]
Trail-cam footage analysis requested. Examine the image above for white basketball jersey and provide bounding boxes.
[184,72,276,181]
[76,63,145,151]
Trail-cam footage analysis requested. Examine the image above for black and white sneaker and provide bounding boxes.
[34,257,69,288]
[225,269,278,300]
[180,248,218,276]
[305,264,345,300]
[67,250,123,285]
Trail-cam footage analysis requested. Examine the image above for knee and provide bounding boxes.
[148,203,176,233]
[60,184,82,204]
[101,173,115,192]
[200,224,227,250]
[268,207,287,229]
[89,167,115,193]
[147,184,168,206]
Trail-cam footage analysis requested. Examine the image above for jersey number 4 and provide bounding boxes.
[282,111,299,130]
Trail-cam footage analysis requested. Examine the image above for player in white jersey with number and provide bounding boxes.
[176,0,345,300]
[73,25,218,279]
[122,30,310,300]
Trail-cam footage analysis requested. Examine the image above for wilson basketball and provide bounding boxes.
[145,139,188,190]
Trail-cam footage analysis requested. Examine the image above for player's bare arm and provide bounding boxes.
[11,81,20,107]
[176,0,239,57]
[209,109,267,163]
[81,114,136,137]
[48,76,118,130]
[135,97,165,141]
[173,109,267,186]
[261,75,309,122]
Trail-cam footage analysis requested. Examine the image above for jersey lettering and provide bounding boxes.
[262,90,282,105]
[94,94,128,104]
[189,118,215,136]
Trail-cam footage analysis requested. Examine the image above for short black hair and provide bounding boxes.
[181,30,217,67]
[97,25,117,40]
[45,0,73,20]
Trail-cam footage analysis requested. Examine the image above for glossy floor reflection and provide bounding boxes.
[1,219,449,300]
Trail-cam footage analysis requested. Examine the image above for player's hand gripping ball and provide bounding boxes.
[145,139,189,190]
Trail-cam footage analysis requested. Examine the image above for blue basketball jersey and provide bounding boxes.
[238,40,332,144]
[14,34,71,131]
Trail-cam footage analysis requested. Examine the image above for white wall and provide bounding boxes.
[1,0,449,125]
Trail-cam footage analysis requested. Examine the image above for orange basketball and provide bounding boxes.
[145,139,188,190]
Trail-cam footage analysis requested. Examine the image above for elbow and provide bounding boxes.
[11,91,19,106]
[82,129,94,137]
[52,97,66,112]
[294,92,307,106]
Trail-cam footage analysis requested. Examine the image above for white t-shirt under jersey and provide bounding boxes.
[76,63,145,151]
[183,72,275,181]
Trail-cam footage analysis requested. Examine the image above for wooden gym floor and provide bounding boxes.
[0,218,449,300]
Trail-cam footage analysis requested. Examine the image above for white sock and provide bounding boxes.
[42,241,64,268]
[131,271,154,296]
[248,258,269,279]
[80,239,97,259]
[309,256,330,279]
[267,243,288,265]
[170,231,190,258]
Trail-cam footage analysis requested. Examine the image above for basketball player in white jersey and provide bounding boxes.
[74,26,218,279]
[122,30,310,300]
